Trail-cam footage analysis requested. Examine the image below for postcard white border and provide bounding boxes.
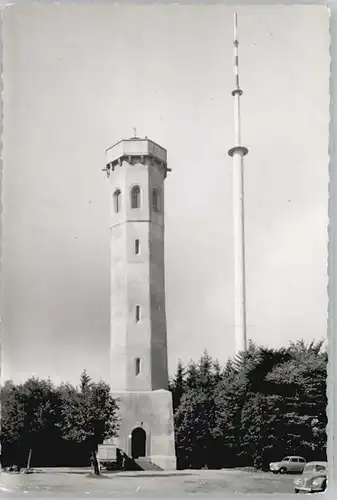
[0,0,333,499]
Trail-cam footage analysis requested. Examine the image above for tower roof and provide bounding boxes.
[106,137,167,166]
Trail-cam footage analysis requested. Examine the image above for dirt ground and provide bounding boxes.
[0,468,300,496]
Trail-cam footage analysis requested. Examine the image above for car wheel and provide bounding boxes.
[294,489,299,494]
[322,480,327,492]
[279,467,287,474]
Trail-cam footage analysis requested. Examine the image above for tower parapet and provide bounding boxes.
[104,138,170,177]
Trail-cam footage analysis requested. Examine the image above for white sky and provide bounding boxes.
[1,4,329,385]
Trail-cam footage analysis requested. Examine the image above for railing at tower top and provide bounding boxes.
[105,138,167,166]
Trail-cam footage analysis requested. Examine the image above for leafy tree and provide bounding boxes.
[213,364,249,467]
[1,381,24,448]
[1,378,60,469]
[58,371,119,475]
[174,389,217,469]
[172,352,225,468]
[266,340,327,461]
[240,393,285,469]
[213,339,327,469]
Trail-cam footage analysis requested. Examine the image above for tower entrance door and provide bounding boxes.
[131,427,146,459]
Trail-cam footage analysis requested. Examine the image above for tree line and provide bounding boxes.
[0,339,327,472]
[0,371,119,473]
[169,340,327,470]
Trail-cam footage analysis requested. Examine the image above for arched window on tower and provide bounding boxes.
[131,185,141,209]
[114,189,122,213]
[135,357,141,376]
[152,189,160,212]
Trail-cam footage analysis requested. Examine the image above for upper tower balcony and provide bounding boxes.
[104,137,171,178]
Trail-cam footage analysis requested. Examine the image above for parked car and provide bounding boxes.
[269,456,306,474]
[293,461,327,494]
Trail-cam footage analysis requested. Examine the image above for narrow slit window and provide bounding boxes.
[136,305,141,322]
[135,358,141,376]
[114,189,122,213]
[131,185,141,209]
[135,239,140,255]
[152,189,160,212]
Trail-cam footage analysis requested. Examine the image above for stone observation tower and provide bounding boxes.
[103,137,176,470]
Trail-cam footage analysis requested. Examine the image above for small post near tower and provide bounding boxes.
[228,12,249,356]
[103,137,176,471]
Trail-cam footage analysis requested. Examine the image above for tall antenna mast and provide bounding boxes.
[228,12,249,356]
